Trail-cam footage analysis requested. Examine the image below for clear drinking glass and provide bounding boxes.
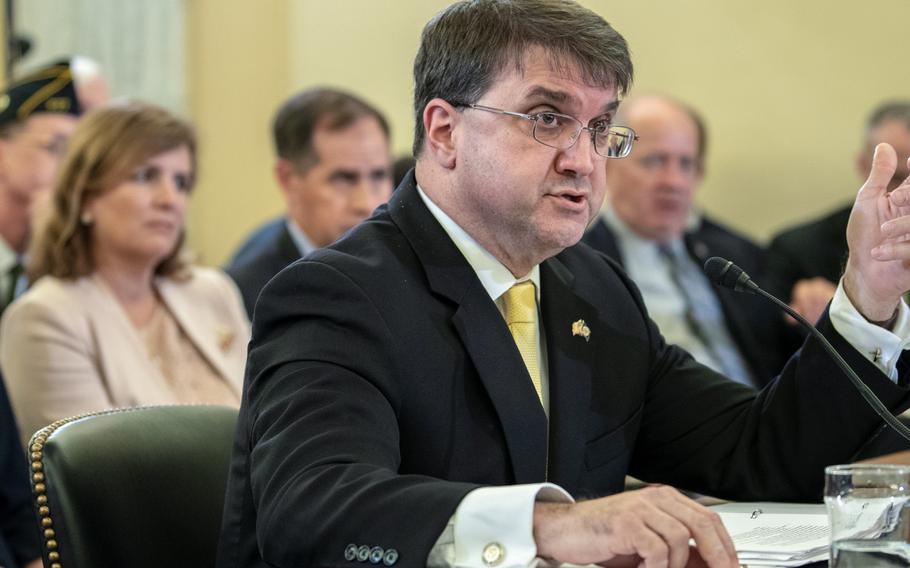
[825,464,910,567]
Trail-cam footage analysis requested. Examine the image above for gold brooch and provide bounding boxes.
[217,327,235,351]
[571,319,590,342]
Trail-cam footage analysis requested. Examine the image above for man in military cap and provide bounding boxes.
[0,57,105,568]
[0,57,108,315]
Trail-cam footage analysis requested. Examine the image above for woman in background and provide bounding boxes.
[0,102,249,445]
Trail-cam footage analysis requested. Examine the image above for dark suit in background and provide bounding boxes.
[0,378,40,568]
[216,175,910,568]
[765,204,851,302]
[225,217,301,318]
[584,216,792,387]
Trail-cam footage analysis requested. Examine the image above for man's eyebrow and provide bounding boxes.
[524,86,620,116]
[524,86,572,104]
[601,100,620,115]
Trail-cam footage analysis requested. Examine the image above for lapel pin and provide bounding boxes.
[217,327,235,351]
[571,319,590,342]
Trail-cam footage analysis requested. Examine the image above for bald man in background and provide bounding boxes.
[584,95,790,388]
[767,101,910,326]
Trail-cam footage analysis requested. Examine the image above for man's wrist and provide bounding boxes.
[532,501,573,560]
[842,270,900,324]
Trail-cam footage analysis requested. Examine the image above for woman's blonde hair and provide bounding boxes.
[28,101,197,281]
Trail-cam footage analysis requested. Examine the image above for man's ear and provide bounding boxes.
[274,158,298,195]
[422,98,459,169]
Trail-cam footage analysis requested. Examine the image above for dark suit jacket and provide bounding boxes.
[0,375,40,568]
[217,173,910,568]
[583,217,791,387]
[225,217,302,318]
[765,204,851,302]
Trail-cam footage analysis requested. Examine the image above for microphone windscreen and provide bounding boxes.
[704,256,737,288]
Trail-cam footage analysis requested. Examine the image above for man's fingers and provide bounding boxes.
[880,215,910,239]
[646,488,737,567]
[860,143,898,198]
[641,509,692,568]
[889,184,910,207]
[628,526,672,568]
[871,240,910,261]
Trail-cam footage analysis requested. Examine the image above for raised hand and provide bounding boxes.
[844,144,910,323]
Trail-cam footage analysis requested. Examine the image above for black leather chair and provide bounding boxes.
[27,405,238,568]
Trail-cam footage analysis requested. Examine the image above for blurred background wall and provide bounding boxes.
[7,0,910,265]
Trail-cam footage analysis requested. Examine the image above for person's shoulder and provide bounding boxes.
[305,210,405,273]
[226,217,289,268]
[1,275,91,331]
[13,275,93,309]
[164,266,238,298]
[770,203,852,247]
[696,214,763,255]
[556,240,627,281]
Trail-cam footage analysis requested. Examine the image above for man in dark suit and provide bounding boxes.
[766,101,910,325]
[225,88,394,317]
[585,96,789,388]
[217,2,910,567]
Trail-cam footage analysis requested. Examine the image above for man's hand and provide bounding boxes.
[532,485,738,568]
[844,144,910,322]
[787,277,837,325]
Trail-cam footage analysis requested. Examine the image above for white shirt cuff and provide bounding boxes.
[829,280,910,382]
[451,483,573,567]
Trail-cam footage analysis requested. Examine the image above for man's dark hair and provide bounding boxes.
[412,0,633,156]
[273,87,390,171]
[866,100,910,136]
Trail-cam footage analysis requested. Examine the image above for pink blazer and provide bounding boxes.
[0,267,250,445]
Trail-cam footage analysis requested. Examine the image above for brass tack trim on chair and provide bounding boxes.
[28,405,186,568]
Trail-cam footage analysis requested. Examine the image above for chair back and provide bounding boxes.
[28,405,238,568]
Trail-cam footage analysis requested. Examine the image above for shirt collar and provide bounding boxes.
[598,203,690,255]
[416,185,540,302]
[285,218,317,257]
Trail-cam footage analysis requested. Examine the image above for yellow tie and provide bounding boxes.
[502,281,542,403]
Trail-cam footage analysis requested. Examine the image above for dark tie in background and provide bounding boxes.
[658,244,753,386]
[2,262,23,314]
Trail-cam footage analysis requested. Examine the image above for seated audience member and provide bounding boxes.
[217,2,910,567]
[0,60,99,568]
[0,383,39,568]
[0,102,249,445]
[0,59,90,316]
[767,101,910,325]
[226,88,394,317]
[584,95,788,388]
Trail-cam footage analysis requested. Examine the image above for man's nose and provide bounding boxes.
[555,132,597,177]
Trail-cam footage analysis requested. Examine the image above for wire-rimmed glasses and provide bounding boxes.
[460,103,638,159]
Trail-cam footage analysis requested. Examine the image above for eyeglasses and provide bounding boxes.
[460,103,638,159]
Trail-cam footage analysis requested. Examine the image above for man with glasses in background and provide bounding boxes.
[584,95,790,388]
[218,2,910,567]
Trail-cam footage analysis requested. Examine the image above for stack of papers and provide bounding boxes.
[712,502,829,567]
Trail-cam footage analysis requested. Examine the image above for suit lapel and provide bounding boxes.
[540,256,593,492]
[157,277,241,396]
[388,174,548,483]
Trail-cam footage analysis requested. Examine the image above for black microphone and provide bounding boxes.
[704,256,910,443]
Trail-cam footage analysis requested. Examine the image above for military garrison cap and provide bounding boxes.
[0,59,81,127]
